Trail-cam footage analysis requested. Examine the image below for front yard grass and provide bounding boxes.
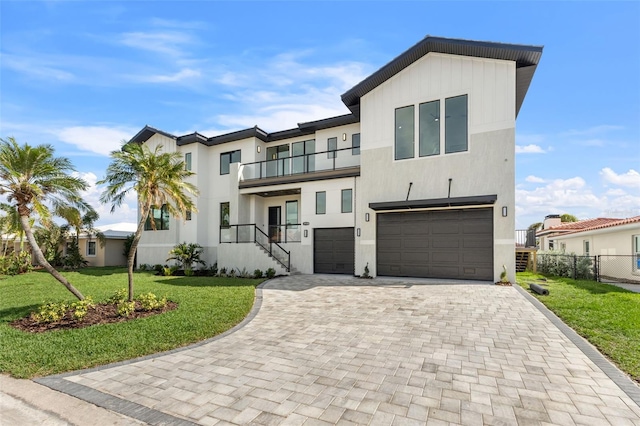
[0,267,261,378]
[517,271,640,383]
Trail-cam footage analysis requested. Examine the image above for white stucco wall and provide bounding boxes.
[356,52,517,282]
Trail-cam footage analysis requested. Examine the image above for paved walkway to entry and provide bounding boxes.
[39,275,640,425]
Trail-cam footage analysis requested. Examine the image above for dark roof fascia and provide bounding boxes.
[206,126,269,146]
[298,113,359,131]
[369,194,497,211]
[266,127,315,142]
[176,132,209,146]
[129,125,177,144]
[342,36,543,118]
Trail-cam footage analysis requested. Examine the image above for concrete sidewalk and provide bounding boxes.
[0,374,144,425]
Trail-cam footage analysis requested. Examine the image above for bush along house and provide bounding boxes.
[131,35,543,282]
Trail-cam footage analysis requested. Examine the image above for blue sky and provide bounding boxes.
[1,1,639,229]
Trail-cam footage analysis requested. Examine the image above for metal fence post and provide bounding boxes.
[573,255,577,280]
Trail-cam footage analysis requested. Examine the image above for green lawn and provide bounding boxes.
[517,271,640,382]
[0,267,261,378]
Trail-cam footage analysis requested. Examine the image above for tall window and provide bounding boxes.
[87,241,96,256]
[583,240,590,256]
[286,201,298,225]
[352,133,360,155]
[266,144,290,177]
[327,137,337,159]
[220,202,230,227]
[185,152,192,171]
[186,210,192,221]
[634,235,640,272]
[419,100,440,157]
[316,191,326,214]
[292,139,315,174]
[395,105,414,160]
[341,189,352,213]
[220,150,241,175]
[444,94,468,154]
[145,205,170,231]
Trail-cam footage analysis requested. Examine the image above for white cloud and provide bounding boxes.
[1,53,75,82]
[55,126,136,156]
[515,144,546,154]
[562,125,624,136]
[73,171,138,226]
[600,167,640,189]
[119,31,194,57]
[525,175,545,183]
[136,68,201,83]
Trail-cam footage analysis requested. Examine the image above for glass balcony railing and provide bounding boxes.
[240,147,360,181]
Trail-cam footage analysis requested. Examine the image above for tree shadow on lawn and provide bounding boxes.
[0,304,40,322]
[73,267,129,277]
[154,276,261,289]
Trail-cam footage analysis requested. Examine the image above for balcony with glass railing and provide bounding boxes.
[239,147,360,188]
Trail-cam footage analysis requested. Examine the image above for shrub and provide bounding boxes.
[184,268,194,277]
[228,268,236,278]
[207,262,218,276]
[71,296,95,321]
[167,242,206,271]
[219,267,227,277]
[137,263,150,271]
[253,269,263,278]
[116,301,135,317]
[137,292,167,311]
[107,288,127,305]
[153,264,164,274]
[63,240,88,269]
[266,268,276,279]
[361,263,370,278]
[34,301,68,323]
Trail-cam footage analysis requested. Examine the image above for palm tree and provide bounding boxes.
[0,137,90,300]
[99,142,198,301]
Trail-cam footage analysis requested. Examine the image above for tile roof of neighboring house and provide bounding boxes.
[536,218,622,236]
[558,216,640,236]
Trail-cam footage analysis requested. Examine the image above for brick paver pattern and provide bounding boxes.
[65,276,640,425]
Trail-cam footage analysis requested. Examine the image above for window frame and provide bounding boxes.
[583,240,590,256]
[186,210,192,221]
[220,202,230,228]
[86,241,96,257]
[316,191,326,215]
[220,149,241,175]
[144,205,170,231]
[352,133,360,155]
[327,137,337,159]
[444,94,468,154]
[185,152,192,171]
[633,235,640,273]
[394,105,415,160]
[341,189,353,213]
[419,99,441,157]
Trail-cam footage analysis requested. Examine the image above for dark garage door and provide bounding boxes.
[314,228,355,274]
[377,208,493,280]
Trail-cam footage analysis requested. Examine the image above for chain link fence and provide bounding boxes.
[536,252,640,284]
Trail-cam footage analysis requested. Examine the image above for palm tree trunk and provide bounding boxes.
[19,214,85,300]
[126,204,150,302]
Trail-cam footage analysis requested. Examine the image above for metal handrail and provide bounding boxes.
[240,147,359,181]
[254,225,290,271]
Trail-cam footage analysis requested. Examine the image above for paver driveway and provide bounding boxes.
[41,275,640,425]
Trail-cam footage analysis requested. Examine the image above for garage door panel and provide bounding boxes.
[314,228,354,274]
[377,208,493,280]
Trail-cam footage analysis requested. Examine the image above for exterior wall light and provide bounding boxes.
[502,206,508,217]
[342,133,347,141]
[257,146,261,153]
[365,213,370,222]
[357,228,361,237]
[304,229,308,238]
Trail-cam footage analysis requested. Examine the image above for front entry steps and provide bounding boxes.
[254,243,298,275]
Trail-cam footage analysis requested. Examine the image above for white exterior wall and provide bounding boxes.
[356,53,517,282]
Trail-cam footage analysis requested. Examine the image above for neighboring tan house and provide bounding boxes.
[552,216,640,283]
[536,214,623,251]
[131,35,543,282]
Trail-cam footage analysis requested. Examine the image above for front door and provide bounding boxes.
[268,206,281,242]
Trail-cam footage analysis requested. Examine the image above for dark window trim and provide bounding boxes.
[316,191,326,215]
[341,189,353,213]
[144,205,170,231]
[220,149,241,175]
[185,152,192,171]
[394,105,415,160]
[327,137,337,159]
[352,133,360,155]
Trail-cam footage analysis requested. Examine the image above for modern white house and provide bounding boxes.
[131,35,543,282]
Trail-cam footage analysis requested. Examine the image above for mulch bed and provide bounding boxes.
[10,301,178,333]
[495,281,513,286]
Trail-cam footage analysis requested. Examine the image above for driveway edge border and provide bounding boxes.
[514,283,640,407]
[34,280,268,425]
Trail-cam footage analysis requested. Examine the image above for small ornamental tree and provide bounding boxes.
[99,142,198,301]
[167,242,205,271]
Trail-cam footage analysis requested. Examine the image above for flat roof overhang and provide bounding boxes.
[369,194,497,211]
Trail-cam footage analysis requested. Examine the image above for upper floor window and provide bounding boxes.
[583,240,590,256]
[419,100,440,157]
[186,210,192,221]
[185,152,192,171]
[316,191,326,215]
[87,241,96,256]
[220,150,241,175]
[352,133,360,155]
[220,202,230,227]
[395,105,414,160]
[327,137,337,159]
[292,139,315,174]
[444,94,468,154]
[341,189,352,213]
[145,205,170,231]
[266,144,290,177]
